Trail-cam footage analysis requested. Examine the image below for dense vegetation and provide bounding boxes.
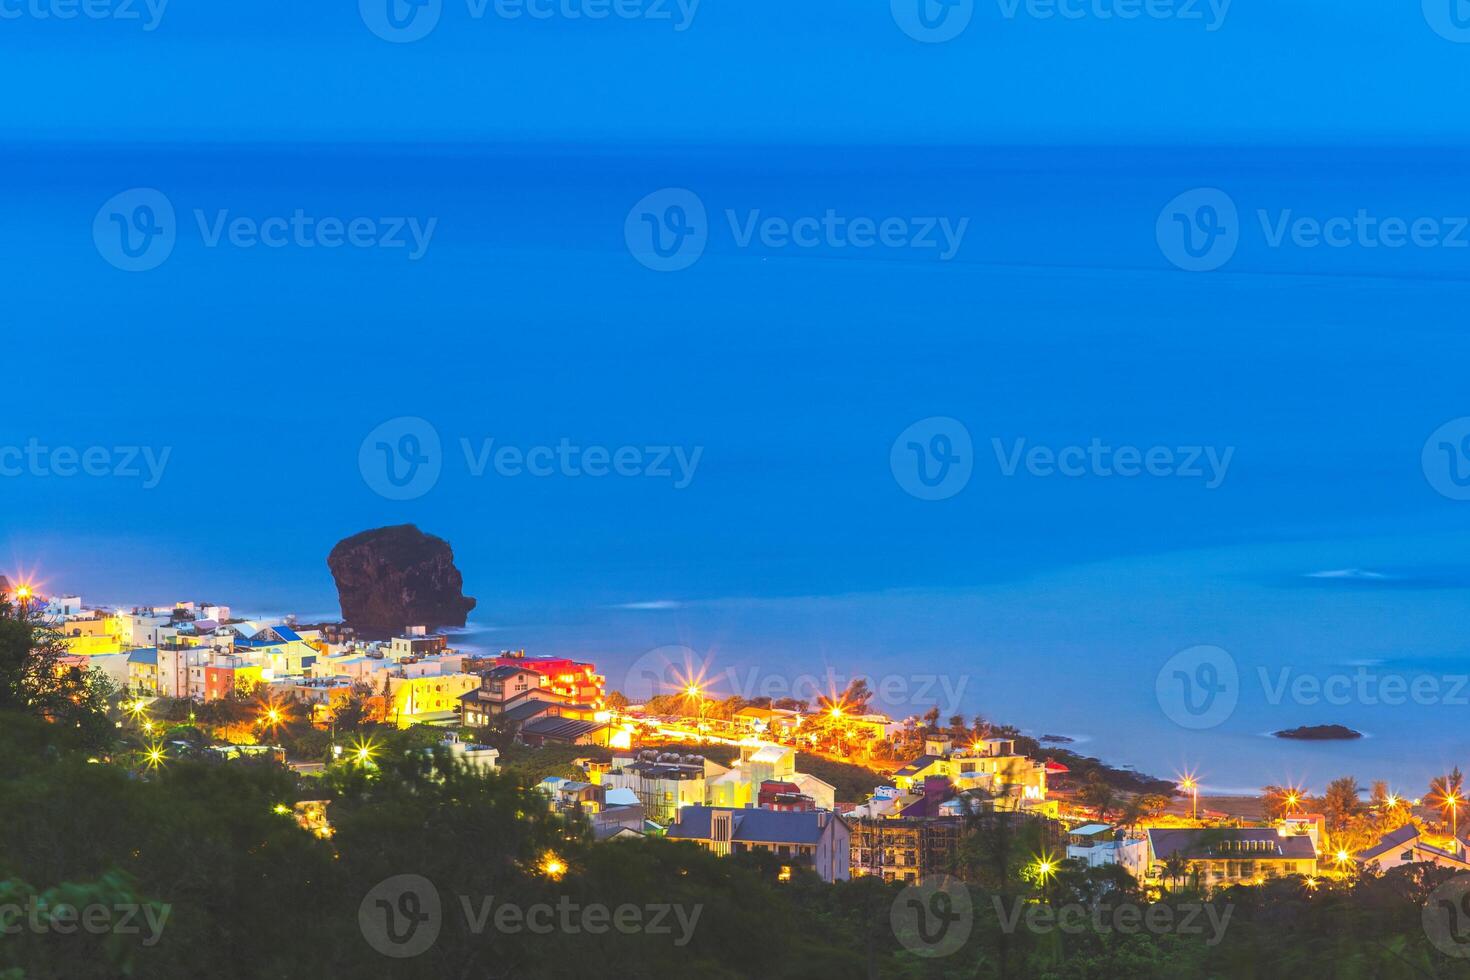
[2,600,1467,977]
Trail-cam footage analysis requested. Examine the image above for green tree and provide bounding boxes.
[0,597,112,750]
[1321,775,1364,831]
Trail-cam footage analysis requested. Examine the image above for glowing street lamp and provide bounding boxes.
[1032,853,1057,901]
[350,736,378,767]
[540,852,567,880]
[683,683,707,733]
[1179,775,1199,821]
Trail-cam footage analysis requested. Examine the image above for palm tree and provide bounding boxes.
[1163,852,1187,892]
[1080,773,1116,823]
[1430,768,1466,838]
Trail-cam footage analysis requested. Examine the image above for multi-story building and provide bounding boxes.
[706,742,837,811]
[849,815,964,884]
[1143,828,1317,891]
[385,673,482,728]
[389,626,449,661]
[1354,824,1470,872]
[477,651,605,706]
[157,645,210,699]
[893,736,1048,807]
[669,806,852,883]
[120,612,174,649]
[127,648,160,693]
[603,752,729,825]
[458,665,551,727]
[58,615,125,657]
[758,780,816,811]
[204,658,266,701]
[269,677,358,724]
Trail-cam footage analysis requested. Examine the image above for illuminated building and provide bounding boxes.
[127,648,160,693]
[518,716,614,746]
[458,665,554,726]
[706,743,837,811]
[603,751,729,824]
[892,736,1049,806]
[386,673,482,728]
[480,651,605,706]
[668,806,851,883]
[849,815,963,884]
[1143,828,1317,891]
[438,733,499,773]
[1355,824,1470,872]
[204,660,266,701]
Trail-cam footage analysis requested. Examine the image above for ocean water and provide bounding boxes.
[6,143,1470,795]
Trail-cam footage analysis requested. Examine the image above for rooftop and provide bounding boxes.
[668,806,840,845]
[1148,828,1316,861]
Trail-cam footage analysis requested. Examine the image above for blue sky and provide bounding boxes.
[4,2,1470,144]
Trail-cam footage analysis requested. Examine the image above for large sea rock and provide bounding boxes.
[328,525,476,634]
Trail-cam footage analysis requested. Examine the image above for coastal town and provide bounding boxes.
[14,576,1468,898]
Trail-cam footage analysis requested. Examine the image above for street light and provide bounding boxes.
[1033,854,1056,902]
[684,684,706,733]
[1180,775,1199,821]
[540,852,567,880]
